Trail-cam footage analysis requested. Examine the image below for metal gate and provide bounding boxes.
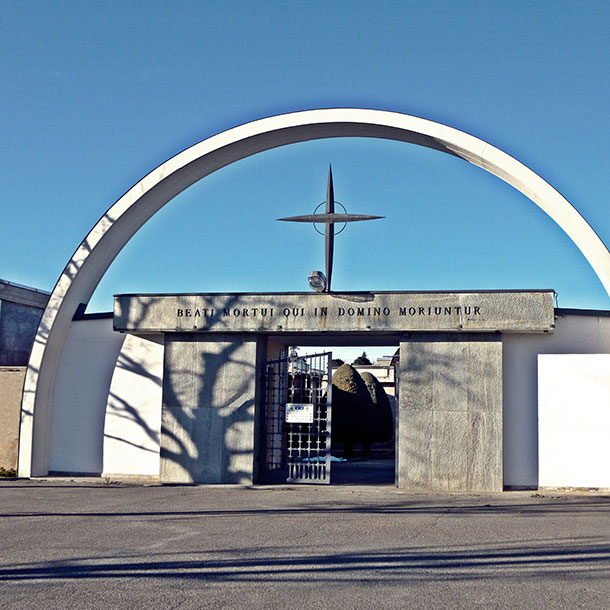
[261,352,332,484]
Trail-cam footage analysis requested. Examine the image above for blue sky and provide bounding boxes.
[2,0,609,336]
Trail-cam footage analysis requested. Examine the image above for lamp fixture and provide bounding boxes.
[308,270,327,293]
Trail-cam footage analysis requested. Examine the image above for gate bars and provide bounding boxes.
[262,352,332,484]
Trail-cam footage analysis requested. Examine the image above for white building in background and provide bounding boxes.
[332,359,396,398]
[355,361,396,397]
[336,360,397,439]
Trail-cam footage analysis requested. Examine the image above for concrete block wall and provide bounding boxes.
[0,280,49,366]
[17,308,610,489]
[0,367,25,470]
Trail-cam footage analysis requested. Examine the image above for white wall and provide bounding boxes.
[503,313,610,488]
[47,311,610,486]
[48,317,164,476]
[49,318,124,473]
[102,334,163,476]
[538,354,610,488]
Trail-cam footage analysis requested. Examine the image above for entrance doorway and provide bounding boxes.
[260,337,398,486]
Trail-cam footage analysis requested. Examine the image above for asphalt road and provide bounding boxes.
[0,479,609,609]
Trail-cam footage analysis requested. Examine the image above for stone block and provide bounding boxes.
[160,334,259,484]
[0,302,44,366]
[114,290,555,334]
[398,333,503,491]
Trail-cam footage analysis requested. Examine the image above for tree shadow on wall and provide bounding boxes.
[159,296,257,484]
[96,294,259,483]
[160,341,256,484]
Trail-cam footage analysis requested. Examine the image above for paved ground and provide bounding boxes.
[1,477,609,609]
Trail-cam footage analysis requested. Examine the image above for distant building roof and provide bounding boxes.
[0,279,50,309]
[555,307,610,318]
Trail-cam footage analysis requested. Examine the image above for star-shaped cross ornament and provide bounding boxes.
[277,166,384,292]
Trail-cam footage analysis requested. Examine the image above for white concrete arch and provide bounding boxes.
[18,108,610,476]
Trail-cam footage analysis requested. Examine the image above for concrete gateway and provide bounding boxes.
[110,289,556,491]
[13,109,610,491]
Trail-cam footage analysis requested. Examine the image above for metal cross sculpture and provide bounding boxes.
[277,166,383,292]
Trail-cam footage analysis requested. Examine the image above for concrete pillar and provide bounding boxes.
[397,333,503,491]
[160,333,262,484]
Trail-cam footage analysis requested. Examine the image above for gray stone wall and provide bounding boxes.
[0,280,49,366]
[0,301,44,366]
[160,333,262,484]
[115,291,555,334]
[398,333,503,492]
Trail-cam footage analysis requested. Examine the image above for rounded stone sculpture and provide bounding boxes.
[331,363,374,455]
[360,371,394,444]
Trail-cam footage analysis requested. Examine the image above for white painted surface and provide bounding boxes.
[48,318,124,473]
[503,313,610,487]
[538,354,610,488]
[102,335,163,476]
[20,108,610,476]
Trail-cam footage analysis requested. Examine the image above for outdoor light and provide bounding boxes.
[308,270,327,293]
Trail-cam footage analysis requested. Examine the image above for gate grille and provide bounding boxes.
[262,352,332,484]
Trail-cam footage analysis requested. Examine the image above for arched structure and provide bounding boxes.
[18,108,610,476]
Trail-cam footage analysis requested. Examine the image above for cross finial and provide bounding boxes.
[277,168,384,292]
